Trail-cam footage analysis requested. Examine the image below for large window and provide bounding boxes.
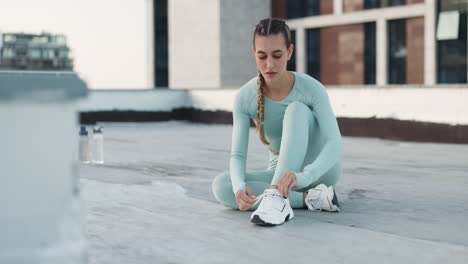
[388,19,407,84]
[154,0,168,87]
[364,0,406,9]
[364,22,376,84]
[436,0,467,83]
[287,0,320,19]
[306,28,320,80]
[287,30,296,71]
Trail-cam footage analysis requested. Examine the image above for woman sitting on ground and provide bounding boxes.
[212,18,343,226]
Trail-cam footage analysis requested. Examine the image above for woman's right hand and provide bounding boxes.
[236,184,256,211]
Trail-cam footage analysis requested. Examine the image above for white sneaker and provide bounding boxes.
[305,184,340,212]
[250,189,294,226]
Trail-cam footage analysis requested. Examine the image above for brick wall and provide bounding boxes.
[406,17,425,84]
[321,24,365,85]
[321,0,334,14]
[271,0,287,19]
[343,0,364,12]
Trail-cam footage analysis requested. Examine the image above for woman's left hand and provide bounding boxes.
[279,171,296,197]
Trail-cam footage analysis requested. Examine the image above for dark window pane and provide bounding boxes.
[364,0,405,10]
[287,0,320,19]
[388,19,407,84]
[364,0,381,9]
[306,28,320,80]
[306,0,320,16]
[287,0,304,19]
[386,0,405,7]
[154,0,168,87]
[364,22,376,84]
[288,30,296,71]
[437,0,467,83]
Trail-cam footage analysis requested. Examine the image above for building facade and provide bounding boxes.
[273,0,467,86]
[79,0,468,143]
[147,0,270,89]
[148,0,466,88]
[0,32,74,71]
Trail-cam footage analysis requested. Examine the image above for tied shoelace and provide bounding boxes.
[307,189,327,211]
[252,189,283,207]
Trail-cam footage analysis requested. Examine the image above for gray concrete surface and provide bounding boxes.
[79,121,468,264]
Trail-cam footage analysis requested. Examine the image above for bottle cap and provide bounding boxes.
[93,126,103,134]
[80,125,88,136]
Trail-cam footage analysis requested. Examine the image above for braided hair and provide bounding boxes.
[253,18,292,145]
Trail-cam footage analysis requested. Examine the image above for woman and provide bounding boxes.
[212,18,343,226]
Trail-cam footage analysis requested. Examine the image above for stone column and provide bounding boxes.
[377,18,388,86]
[424,0,436,85]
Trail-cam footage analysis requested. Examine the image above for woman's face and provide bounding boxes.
[253,33,294,82]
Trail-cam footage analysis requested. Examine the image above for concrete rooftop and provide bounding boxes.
[79,121,468,264]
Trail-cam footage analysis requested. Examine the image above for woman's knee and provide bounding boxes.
[211,171,230,197]
[321,162,342,186]
[211,171,238,209]
[285,101,310,116]
[309,162,342,187]
[284,101,313,126]
[284,101,314,131]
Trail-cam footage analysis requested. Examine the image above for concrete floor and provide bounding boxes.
[79,121,468,264]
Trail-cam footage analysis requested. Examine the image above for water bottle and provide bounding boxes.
[79,126,90,163]
[91,126,104,164]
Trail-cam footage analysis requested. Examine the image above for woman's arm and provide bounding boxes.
[294,84,343,189]
[230,93,251,194]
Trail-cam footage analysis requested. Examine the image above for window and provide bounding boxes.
[287,0,320,19]
[388,19,406,84]
[59,50,69,59]
[3,48,15,58]
[364,0,405,10]
[29,49,40,59]
[364,22,376,84]
[4,34,16,42]
[42,49,55,59]
[306,28,320,80]
[384,0,405,7]
[154,0,168,87]
[437,0,467,83]
[364,0,381,9]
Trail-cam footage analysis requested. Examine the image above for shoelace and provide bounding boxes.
[252,189,282,207]
[307,189,326,211]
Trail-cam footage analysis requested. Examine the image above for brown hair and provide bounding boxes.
[253,18,292,145]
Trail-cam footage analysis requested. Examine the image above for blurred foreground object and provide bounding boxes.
[0,71,88,263]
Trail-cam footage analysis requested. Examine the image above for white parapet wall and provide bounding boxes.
[78,89,191,112]
[78,85,468,126]
[327,86,468,125]
[189,86,468,125]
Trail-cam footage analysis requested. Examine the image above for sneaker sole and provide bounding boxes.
[325,188,340,212]
[251,214,291,226]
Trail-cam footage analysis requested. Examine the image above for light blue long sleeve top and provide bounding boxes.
[230,71,343,194]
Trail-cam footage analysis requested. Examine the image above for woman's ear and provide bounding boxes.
[288,43,295,60]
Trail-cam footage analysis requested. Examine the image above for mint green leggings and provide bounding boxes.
[211,101,342,210]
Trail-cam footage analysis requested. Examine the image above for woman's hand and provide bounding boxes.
[236,184,256,211]
[279,171,296,197]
